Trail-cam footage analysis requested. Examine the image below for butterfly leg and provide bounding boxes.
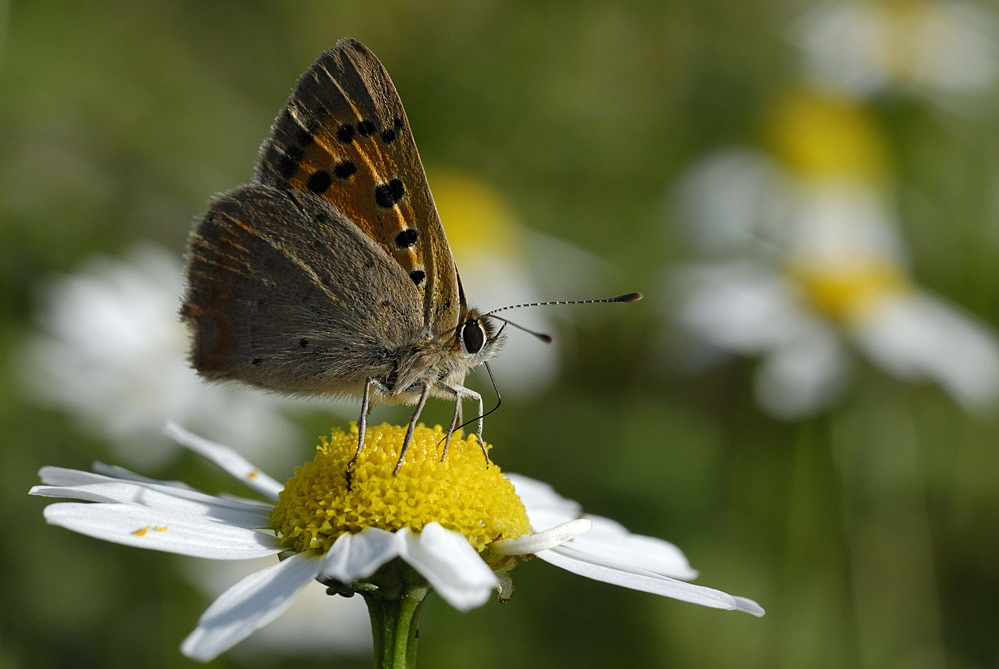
[457,384,488,463]
[440,393,462,462]
[438,383,488,464]
[394,383,431,475]
[347,376,390,485]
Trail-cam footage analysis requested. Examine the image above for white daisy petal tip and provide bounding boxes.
[535,547,764,617]
[734,596,766,617]
[163,421,283,500]
[180,551,323,662]
[490,517,592,555]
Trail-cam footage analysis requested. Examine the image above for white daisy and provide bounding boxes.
[670,153,999,417]
[32,422,763,663]
[18,243,307,468]
[668,88,999,417]
[792,0,998,103]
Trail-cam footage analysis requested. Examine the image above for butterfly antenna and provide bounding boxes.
[483,292,643,317]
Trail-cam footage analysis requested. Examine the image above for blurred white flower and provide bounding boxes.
[668,90,999,417]
[19,243,306,468]
[675,91,895,259]
[792,0,998,102]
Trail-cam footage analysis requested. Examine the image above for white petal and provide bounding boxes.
[44,502,282,558]
[564,515,698,580]
[754,317,850,418]
[90,462,198,489]
[508,476,700,578]
[181,551,321,662]
[853,293,999,413]
[673,262,804,353]
[787,182,908,265]
[38,465,176,488]
[536,547,764,616]
[672,149,791,254]
[506,474,581,517]
[491,518,591,555]
[33,466,272,525]
[320,528,403,583]
[165,422,284,500]
[32,480,272,530]
[398,523,497,611]
[186,559,372,657]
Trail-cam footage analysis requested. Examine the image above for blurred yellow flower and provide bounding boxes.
[789,258,913,325]
[764,89,888,182]
[432,168,519,257]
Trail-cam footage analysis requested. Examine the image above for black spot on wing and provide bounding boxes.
[357,119,377,136]
[334,160,358,179]
[395,229,418,247]
[337,124,356,143]
[375,179,405,208]
[306,171,332,194]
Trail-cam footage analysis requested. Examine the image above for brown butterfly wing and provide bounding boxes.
[255,38,463,335]
[181,184,424,396]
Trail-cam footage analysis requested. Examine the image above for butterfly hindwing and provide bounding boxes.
[181,184,423,396]
[254,38,463,335]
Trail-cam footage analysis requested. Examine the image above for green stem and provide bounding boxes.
[362,580,430,669]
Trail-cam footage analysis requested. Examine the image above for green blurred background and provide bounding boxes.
[3,1,999,667]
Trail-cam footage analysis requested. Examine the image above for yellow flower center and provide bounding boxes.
[790,259,912,323]
[764,89,888,181]
[270,424,531,553]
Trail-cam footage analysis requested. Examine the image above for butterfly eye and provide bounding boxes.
[461,319,486,355]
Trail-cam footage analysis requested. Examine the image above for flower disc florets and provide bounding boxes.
[271,424,531,553]
[790,258,911,323]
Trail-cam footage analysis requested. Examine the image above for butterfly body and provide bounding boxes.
[182,39,503,469]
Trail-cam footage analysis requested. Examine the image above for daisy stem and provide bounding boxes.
[361,579,430,669]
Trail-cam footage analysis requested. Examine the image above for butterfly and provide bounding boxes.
[181,38,506,476]
[181,38,640,476]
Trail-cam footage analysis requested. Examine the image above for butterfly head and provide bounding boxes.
[455,309,505,364]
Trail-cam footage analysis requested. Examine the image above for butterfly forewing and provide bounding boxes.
[254,38,463,335]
